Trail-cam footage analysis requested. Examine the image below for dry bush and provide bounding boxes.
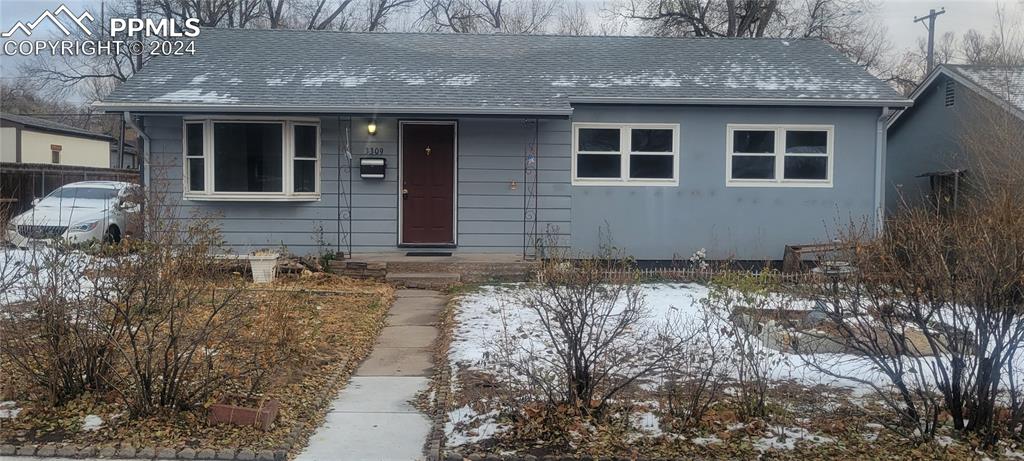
[0,175,306,417]
[662,308,729,430]
[792,71,1024,444]
[701,271,787,421]
[490,242,691,420]
[794,192,1024,444]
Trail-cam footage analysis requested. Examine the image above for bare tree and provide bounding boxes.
[305,0,358,29]
[616,0,783,37]
[420,0,555,33]
[420,0,478,31]
[364,0,418,31]
[557,1,592,35]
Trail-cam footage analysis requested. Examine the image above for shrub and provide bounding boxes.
[492,243,690,418]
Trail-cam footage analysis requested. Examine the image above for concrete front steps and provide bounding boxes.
[384,272,462,289]
[330,253,538,288]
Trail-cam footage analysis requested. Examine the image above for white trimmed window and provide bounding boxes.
[572,123,679,186]
[726,124,834,187]
[183,118,321,201]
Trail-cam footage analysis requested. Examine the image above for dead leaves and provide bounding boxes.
[0,274,393,453]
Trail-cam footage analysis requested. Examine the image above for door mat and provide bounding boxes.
[405,251,453,257]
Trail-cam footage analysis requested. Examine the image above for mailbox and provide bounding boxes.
[359,157,386,179]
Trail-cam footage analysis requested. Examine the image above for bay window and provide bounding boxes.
[183,118,320,200]
[726,124,833,187]
[572,123,679,186]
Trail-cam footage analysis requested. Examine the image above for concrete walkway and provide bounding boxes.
[296,289,443,461]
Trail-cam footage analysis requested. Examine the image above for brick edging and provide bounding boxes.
[425,293,459,461]
[0,357,356,461]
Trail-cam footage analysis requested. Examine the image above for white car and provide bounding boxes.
[5,181,142,248]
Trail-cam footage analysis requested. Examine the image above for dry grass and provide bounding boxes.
[0,272,394,452]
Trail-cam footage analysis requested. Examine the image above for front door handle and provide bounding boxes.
[402,188,409,197]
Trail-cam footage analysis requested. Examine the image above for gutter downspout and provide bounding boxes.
[122,111,150,186]
[874,107,891,235]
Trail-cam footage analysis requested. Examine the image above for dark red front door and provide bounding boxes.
[401,123,455,245]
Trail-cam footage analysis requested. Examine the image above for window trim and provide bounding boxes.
[571,122,680,186]
[181,116,321,201]
[726,124,834,188]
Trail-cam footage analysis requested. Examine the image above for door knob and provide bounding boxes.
[402,188,409,195]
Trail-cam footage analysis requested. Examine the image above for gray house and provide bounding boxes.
[886,64,1024,212]
[97,29,909,260]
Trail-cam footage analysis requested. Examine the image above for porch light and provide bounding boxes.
[367,122,377,135]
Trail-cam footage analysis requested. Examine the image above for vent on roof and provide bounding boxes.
[944,79,956,107]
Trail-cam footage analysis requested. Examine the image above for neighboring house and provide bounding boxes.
[110,139,140,170]
[886,65,1024,212]
[1,113,114,168]
[96,29,910,259]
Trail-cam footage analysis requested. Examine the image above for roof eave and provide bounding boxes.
[888,65,1024,129]
[568,96,913,107]
[92,101,574,116]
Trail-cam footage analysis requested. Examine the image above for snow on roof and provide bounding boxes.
[100,29,908,114]
[947,65,1024,115]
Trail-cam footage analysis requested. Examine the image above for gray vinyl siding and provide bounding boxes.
[569,104,884,261]
[143,104,881,260]
[885,75,967,212]
[144,115,349,255]
[142,115,570,255]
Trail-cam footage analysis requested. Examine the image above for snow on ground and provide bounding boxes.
[752,426,834,451]
[446,282,1024,449]
[1,246,92,305]
[0,401,21,419]
[445,405,506,447]
[81,414,104,431]
[451,283,887,393]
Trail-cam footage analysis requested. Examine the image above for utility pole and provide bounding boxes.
[914,7,946,73]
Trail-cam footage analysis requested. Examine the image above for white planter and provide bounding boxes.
[248,254,279,284]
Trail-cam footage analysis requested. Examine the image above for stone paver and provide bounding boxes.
[295,289,444,461]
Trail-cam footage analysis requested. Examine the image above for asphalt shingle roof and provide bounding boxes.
[1,113,113,140]
[946,65,1024,115]
[100,28,909,114]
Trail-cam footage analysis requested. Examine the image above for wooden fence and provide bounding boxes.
[0,162,140,215]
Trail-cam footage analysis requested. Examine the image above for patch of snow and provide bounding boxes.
[405,77,426,85]
[227,77,242,84]
[302,72,369,87]
[151,89,239,104]
[551,77,576,87]
[1004,447,1024,459]
[442,74,479,86]
[266,77,291,86]
[444,405,507,447]
[0,401,21,419]
[631,411,662,436]
[188,74,208,85]
[1,247,93,305]
[147,75,172,84]
[450,284,889,396]
[81,414,103,431]
[692,435,721,445]
[753,426,834,451]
